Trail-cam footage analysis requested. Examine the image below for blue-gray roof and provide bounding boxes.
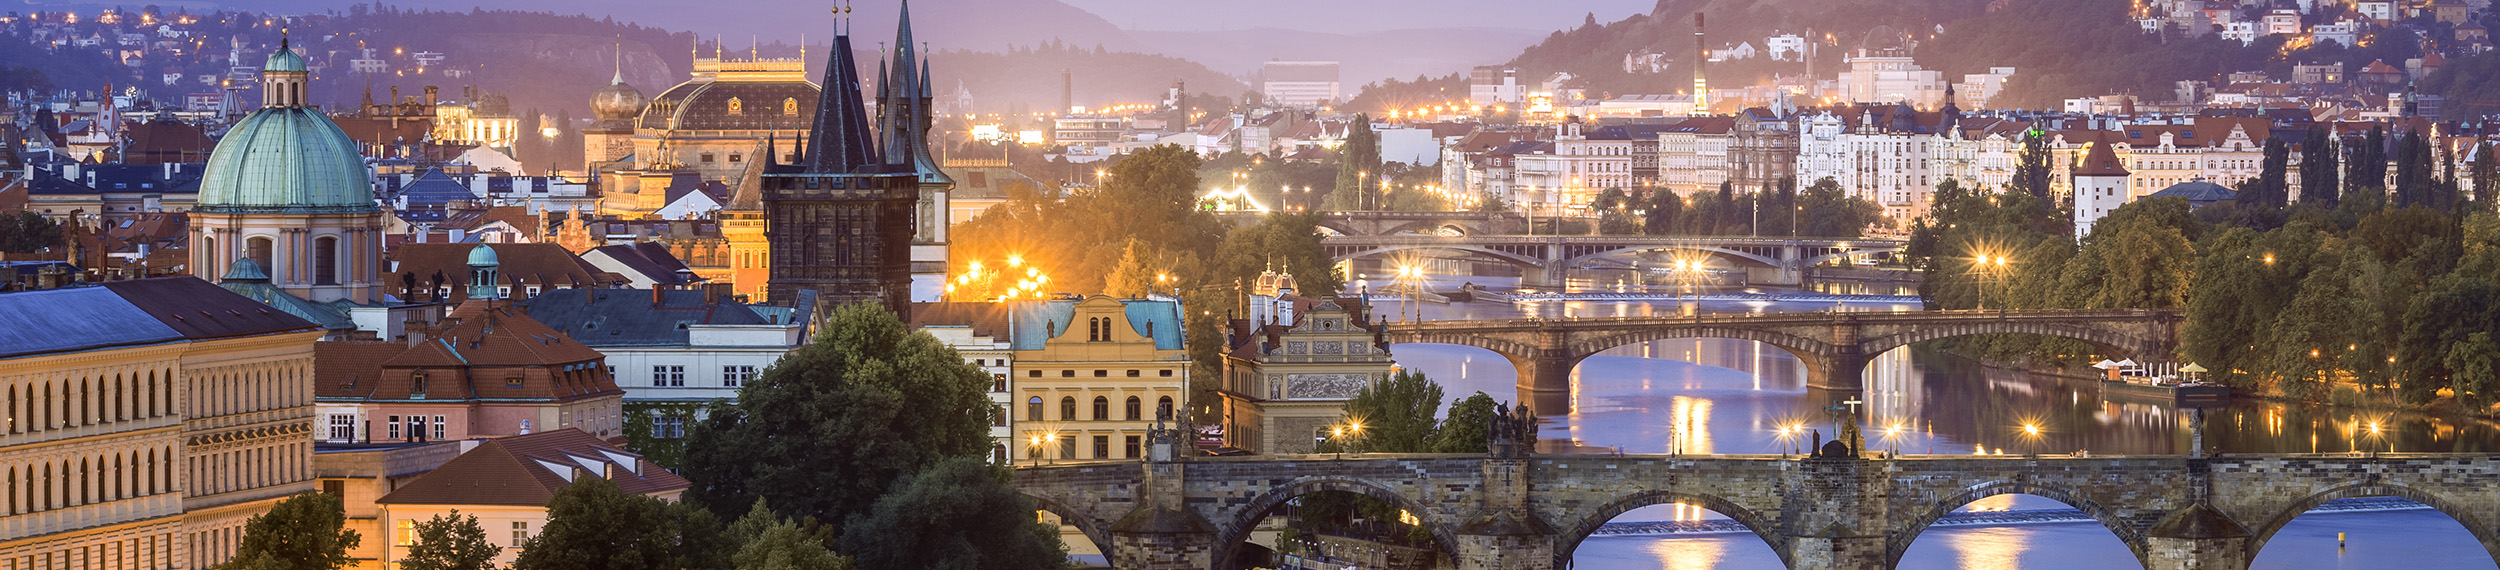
[0,287,185,358]
[1006,296,1185,351]
[400,169,478,207]
[2148,181,2237,203]
[516,288,780,348]
[195,107,377,213]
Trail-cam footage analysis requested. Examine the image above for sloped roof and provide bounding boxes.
[383,300,607,368]
[375,428,687,507]
[2072,137,2130,177]
[0,277,318,359]
[517,288,778,348]
[399,168,476,206]
[586,243,697,286]
[390,243,624,302]
[2149,181,2237,202]
[909,301,1014,341]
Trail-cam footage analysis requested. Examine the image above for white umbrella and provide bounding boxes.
[2092,360,2121,369]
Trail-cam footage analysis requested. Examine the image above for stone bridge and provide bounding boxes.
[1213,211,1529,237]
[1015,452,2500,570]
[1384,310,2179,412]
[1321,235,1906,286]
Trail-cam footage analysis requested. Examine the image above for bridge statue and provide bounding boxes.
[1018,441,2500,570]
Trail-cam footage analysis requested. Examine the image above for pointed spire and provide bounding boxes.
[800,25,880,173]
[611,41,624,85]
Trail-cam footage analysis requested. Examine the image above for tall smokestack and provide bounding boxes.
[1061,69,1073,115]
[1693,13,1708,114]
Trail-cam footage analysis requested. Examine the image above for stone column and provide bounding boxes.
[1783,459,1889,570]
[1778,241,1804,286]
[1512,330,1577,415]
[2140,504,2251,570]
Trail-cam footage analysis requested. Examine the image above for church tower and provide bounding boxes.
[761,12,919,314]
[875,0,955,301]
[191,37,386,303]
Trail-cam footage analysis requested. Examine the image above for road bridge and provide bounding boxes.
[1381,310,2179,412]
[1017,449,2500,570]
[1321,235,1907,286]
[1212,211,1528,236]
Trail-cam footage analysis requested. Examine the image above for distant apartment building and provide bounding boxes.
[1838,27,1946,108]
[1216,271,1392,454]
[911,302,1020,464]
[1657,117,1736,196]
[1956,68,2018,110]
[1468,66,1525,107]
[1513,119,1633,215]
[1262,61,1341,108]
[1051,115,1128,146]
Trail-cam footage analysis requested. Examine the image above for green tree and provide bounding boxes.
[1643,188,1682,235]
[398,511,502,570]
[838,458,1068,570]
[2472,141,2497,211]
[1323,369,1443,453]
[1428,392,1500,454]
[2348,127,2387,200]
[1210,212,1344,298]
[2241,135,2290,210]
[681,302,997,538]
[511,476,726,570]
[1796,177,1882,237]
[223,492,359,570]
[1104,238,1201,299]
[2012,130,2053,199]
[1477,190,1511,213]
[1327,115,1381,210]
[727,500,852,570]
[0,211,63,253]
[2299,128,2340,206]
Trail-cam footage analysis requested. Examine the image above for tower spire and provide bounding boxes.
[801,6,879,173]
[611,41,624,85]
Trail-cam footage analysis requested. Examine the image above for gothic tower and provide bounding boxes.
[875,0,954,300]
[761,13,919,314]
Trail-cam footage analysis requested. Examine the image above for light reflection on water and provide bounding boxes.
[1368,275,2500,570]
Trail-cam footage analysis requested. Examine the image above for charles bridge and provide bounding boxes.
[1379,309,2180,412]
[1013,449,2500,570]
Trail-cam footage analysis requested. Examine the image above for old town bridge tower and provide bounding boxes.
[760,17,918,314]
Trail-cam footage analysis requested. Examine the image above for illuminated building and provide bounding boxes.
[1008,295,1190,461]
[1216,271,1392,454]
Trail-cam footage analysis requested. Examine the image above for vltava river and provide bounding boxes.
[1357,274,2500,570]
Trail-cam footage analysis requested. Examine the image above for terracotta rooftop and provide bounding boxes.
[374,428,687,507]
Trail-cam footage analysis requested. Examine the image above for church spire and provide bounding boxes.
[800,12,880,173]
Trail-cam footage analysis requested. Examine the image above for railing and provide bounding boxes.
[1012,450,2500,470]
[1324,235,1907,247]
[1377,309,2178,333]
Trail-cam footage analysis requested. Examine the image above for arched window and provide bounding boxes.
[1157,396,1174,420]
[1059,397,1077,421]
[245,236,273,274]
[783,98,799,115]
[1092,396,1110,420]
[1026,396,1043,421]
[992,444,1007,464]
[313,236,339,285]
[1124,396,1141,421]
[727,97,743,115]
[1086,318,1099,341]
[201,236,217,278]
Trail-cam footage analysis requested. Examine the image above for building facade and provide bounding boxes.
[909,302,1018,463]
[374,429,686,569]
[760,30,920,315]
[1216,272,1392,455]
[0,278,323,569]
[1008,295,1188,462]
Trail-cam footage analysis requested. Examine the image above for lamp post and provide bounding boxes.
[2019,422,2042,457]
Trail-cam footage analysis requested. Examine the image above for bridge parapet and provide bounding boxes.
[1017,452,2500,570]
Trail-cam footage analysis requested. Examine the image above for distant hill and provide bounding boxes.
[931,43,1247,116]
[192,0,1143,53]
[1128,27,1540,86]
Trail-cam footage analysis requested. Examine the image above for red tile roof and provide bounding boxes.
[375,428,687,507]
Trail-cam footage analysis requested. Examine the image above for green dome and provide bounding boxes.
[466,244,500,267]
[265,45,307,73]
[196,107,379,213]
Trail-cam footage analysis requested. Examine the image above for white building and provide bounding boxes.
[1657,117,1736,196]
[1838,29,1947,108]
[1262,61,1341,108]
[1795,104,1939,221]
[1956,68,2018,110]
[512,288,807,441]
[1469,66,1525,107]
[1513,119,1634,215]
[2071,139,2133,241]
[911,303,1020,464]
[1766,34,1809,61]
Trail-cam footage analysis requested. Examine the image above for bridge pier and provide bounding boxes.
[1802,353,1872,392]
[2140,504,2253,570]
[1785,459,1892,570]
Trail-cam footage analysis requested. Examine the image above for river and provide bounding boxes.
[1353,272,2500,570]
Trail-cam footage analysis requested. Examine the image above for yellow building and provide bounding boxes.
[1218,271,1393,454]
[597,49,815,219]
[0,278,323,569]
[1008,295,1190,462]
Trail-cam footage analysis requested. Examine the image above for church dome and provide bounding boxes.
[639,79,819,132]
[591,75,648,122]
[264,46,308,73]
[195,108,378,213]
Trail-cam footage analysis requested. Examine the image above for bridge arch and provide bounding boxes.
[2246,482,2500,566]
[1328,243,1547,270]
[1886,480,2150,569]
[1024,493,1114,556]
[1552,489,1790,569]
[1800,245,1905,267]
[1855,318,2163,359]
[1560,245,1783,269]
[1568,326,1835,364]
[1211,475,1463,570]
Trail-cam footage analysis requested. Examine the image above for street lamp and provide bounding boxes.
[2018,422,2043,457]
[1971,252,2010,312]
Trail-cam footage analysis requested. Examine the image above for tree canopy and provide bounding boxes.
[223,492,360,570]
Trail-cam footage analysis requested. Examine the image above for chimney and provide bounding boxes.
[424,85,438,107]
[651,287,665,306]
[1693,13,1708,112]
[1061,69,1073,115]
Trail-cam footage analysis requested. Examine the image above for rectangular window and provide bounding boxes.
[386,415,402,440]
[722,366,755,387]
[433,415,447,440]
[397,519,417,546]
[1125,370,1140,377]
[322,480,345,498]
[993,374,1008,392]
[327,414,356,442]
[655,414,686,439]
[511,521,529,548]
[1028,370,1042,378]
[1060,435,1076,458]
[1125,435,1141,458]
[1060,370,1074,377]
[1093,370,1108,377]
[1092,435,1110,459]
[655,366,686,387]
[1159,370,1175,377]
